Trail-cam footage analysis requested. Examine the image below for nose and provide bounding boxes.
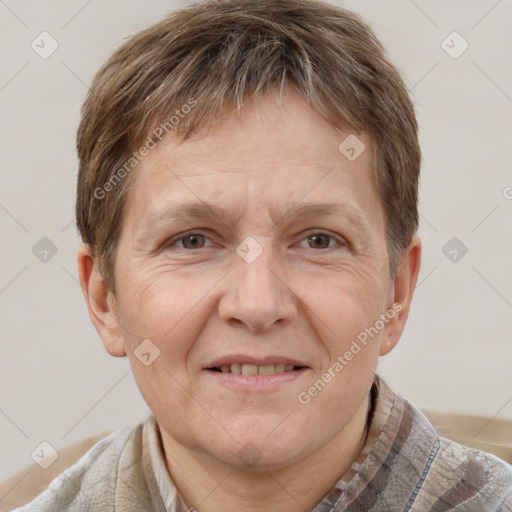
[218,238,298,332]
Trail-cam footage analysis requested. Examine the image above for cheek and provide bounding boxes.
[116,262,220,344]
[115,266,222,413]
[295,269,388,342]
[296,293,381,419]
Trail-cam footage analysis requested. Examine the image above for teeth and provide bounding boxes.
[230,363,242,374]
[242,364,258,376]
[216,363,299,374]
[258,365,274,375]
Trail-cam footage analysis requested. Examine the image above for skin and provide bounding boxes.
[78,90,421,512]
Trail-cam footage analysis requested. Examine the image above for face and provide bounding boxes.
[82,91,419,471]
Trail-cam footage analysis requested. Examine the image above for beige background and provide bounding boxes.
[1,0,511,482]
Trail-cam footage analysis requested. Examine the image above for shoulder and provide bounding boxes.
[429,435,512,510]
[12,422,144,512]
[372,377,512,510]
[403,397,512,510]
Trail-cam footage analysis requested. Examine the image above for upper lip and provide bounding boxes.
[205,355,309,369]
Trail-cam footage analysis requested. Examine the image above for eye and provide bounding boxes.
[166,230,345,252]
[172,233,213,250]
[299,232,344,250]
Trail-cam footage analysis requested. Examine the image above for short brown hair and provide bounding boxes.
[76,0,420,290]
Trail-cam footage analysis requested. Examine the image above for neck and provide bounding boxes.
[160,394,371,512]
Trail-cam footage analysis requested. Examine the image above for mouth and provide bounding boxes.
[203,357,310,392]
[207,363,306,375]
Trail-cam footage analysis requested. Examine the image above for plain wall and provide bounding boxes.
[1,0,511,481]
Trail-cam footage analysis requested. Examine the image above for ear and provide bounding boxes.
[77,244,126,357]
[380,235,422,356]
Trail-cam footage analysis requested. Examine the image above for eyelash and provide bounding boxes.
[166,230,346,251]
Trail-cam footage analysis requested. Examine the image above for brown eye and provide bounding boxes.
[307,234,333,249]
[181,234,206,249]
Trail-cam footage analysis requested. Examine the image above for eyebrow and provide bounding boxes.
[137,200,370,238]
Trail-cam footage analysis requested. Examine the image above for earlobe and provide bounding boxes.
[77,244,127,357]
[380,236,422,356]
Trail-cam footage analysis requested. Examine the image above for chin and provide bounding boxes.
[204,424,314,471]
[217,443,306,472]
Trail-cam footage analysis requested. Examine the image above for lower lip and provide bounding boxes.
[202,368,310,392]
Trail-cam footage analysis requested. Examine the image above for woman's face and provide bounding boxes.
[96,91,418,471]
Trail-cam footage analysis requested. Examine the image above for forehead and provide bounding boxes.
[122,92,382,234]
